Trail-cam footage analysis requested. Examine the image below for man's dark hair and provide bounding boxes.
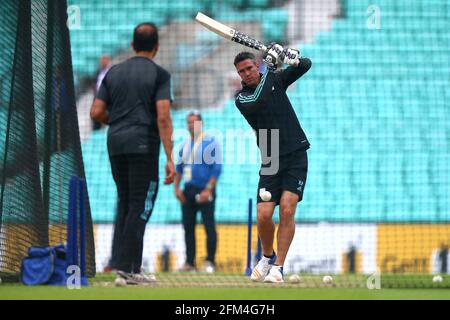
[133,22,159,52]
[234,52,256,66]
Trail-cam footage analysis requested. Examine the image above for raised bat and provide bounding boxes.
[195,12,268,52]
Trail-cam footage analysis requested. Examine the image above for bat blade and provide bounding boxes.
[195,12,235,40]
[195,12,267,52]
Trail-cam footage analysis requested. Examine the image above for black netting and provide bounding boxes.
[0,0,95,280]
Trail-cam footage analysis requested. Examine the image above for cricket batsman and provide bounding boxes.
[233,44,312,283]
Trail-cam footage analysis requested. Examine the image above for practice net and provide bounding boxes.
[0,0,95,281]
[3,0,449,288]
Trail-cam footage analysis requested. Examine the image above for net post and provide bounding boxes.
[67,176,78,268]
[78,178,88,286]
[245,198,252,276]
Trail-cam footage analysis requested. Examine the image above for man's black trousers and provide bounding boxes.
[182,185,217,266]
[109,153,159,273]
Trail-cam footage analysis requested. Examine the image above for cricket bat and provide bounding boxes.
[195,12,268,52]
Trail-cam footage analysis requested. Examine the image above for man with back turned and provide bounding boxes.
[90,22,175,284]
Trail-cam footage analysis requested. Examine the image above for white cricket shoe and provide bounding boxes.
[132,271,157,284]
[250,253,276,282]
[263,265,284,283]
[116,270,157,285]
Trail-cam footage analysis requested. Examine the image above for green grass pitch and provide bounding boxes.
[1,273,450,300]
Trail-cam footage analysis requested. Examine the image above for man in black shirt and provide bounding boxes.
[234,45,311,283]
[90,22,175,285]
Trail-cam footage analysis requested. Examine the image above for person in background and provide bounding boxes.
[175,110,222,273]
[439,243,448,274]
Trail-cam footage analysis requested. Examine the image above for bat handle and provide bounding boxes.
[231,30,267,52]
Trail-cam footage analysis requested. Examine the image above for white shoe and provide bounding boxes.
[251,257,272,281]
[134,272,157,284]
[263,265,284,283]
[177,263,196,272]
[117,270,157,285]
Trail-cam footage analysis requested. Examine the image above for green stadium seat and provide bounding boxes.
[74,0,450,223]
[249,0,269,8]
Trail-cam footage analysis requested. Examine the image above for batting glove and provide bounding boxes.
[263,43,284,70]
[281,48,300,66]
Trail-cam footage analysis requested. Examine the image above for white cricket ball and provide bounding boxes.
[114,277,127,287]
[259,189,272,202]
[322,275,333,284]
[289,274,301,283]
[432,275,443,283]
[205,265,215,274]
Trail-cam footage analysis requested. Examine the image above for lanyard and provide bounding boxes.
[182,132,205,165]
